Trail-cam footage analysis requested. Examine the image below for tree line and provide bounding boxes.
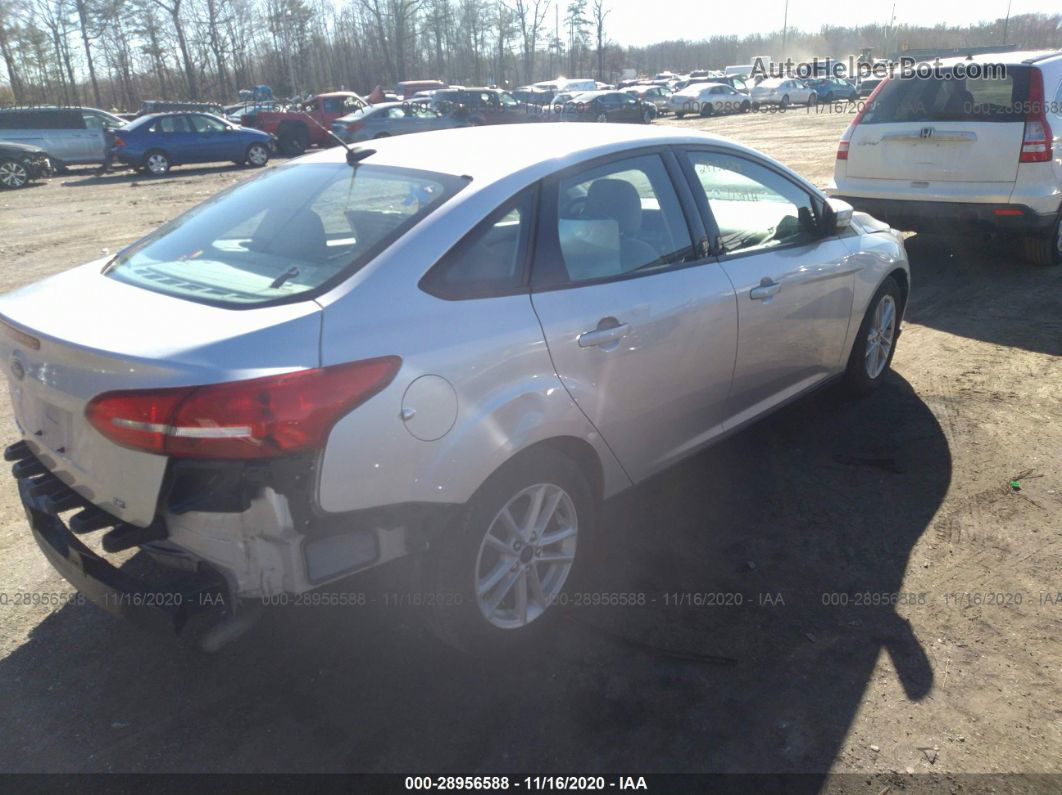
[0,0,1059,111]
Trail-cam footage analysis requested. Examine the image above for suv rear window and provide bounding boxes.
[861,65,1030,124]
[104,162,466,307]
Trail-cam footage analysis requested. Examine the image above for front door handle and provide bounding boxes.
[578,319,630,348]
[749,277,781,301]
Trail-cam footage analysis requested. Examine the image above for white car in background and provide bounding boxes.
[829,50,1062,266]
[669,83,751,118]
[751,78,818,108]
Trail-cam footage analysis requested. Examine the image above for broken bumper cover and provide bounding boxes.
[14,456,231,635]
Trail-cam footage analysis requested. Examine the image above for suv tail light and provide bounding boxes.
[1020,68,1053,163]
[837,77,888,160]
[86,357,401,460]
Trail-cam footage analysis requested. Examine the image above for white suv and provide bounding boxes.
[828,50,1062,265]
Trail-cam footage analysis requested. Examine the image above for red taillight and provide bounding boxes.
[837,78,888,160]
[85,357,401,459]
[346,121,364,132]
[113,136,126,147]
[1020,68,1052,163]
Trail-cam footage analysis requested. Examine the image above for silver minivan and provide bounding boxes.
[0,107,126,167]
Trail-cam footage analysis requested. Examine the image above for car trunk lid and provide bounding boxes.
[1,260,322,526]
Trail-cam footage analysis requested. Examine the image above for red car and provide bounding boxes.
[244,91,366,155]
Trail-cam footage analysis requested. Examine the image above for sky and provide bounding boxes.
[601,0,1059,47]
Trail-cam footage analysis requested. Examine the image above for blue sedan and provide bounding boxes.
[113,112,274,175]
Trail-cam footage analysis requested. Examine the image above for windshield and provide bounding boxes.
[104,162,466,307]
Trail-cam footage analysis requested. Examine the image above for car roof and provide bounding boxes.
[297,123,762,185]
[930,49,1060,66]
[315,91,363,99]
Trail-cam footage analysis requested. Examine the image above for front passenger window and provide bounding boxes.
[685,151,822,253]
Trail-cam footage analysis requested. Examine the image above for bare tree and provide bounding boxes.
[511,0,549,84]
[591,0,606,81]
[151,0,197,97]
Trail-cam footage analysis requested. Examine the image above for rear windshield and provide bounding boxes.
[104,162,466,307]
[861,66,1030,124]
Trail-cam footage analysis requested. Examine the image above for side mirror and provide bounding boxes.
[823,197,854,234]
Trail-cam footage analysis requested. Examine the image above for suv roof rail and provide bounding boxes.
[1022,51,1062,64]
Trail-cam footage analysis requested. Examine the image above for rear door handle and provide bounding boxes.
[749,277,781,301]
[578,321,630,348]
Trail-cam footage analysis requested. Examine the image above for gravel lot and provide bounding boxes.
[0,107,1060,781]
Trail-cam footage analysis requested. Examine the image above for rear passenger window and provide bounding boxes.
[153,116,191,133]
[420,189,535,299]
[686,151,822,253]
[535,153,695,286]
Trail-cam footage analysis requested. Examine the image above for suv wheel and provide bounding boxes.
[843,276,901,395]
[1023,215,1062,266]
[0,158,29,189]
[427,447,595,653]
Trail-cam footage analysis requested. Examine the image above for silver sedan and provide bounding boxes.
[331,101,464,142]
[0,125,909,652]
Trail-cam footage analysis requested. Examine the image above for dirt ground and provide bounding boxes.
[0,106,1060,783]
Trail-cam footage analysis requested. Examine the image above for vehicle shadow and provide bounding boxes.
[0,373,948,777]
[902,232,1062,356]
[57,161,284,187]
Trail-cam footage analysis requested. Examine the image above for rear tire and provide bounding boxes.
[675,112,685,119]
[0,158,29,189]
[426,447,596,655]
[278,125,309,156]
[1023,216,1062,266]
[780,95,790,109]
[843,276,902,396]
[700,103,713,117]
[642,108,653,124]
[595,113,608,123]
[143,150,171,176]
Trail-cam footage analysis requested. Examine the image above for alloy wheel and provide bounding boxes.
[474,482,578,629]
[146,153,169,175]
[247,145,269,166]
[0,160,28,188]
[864,294,896,379]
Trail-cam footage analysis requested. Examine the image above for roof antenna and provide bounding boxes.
[297,106,375,166]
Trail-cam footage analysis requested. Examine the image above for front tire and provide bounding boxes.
[843,276,902,395]
[642,108,653,124]
[700,103,713,117]
[1023,215,1062,266]
[0,158,29,189]
[780,95,790,109]
[245,142,270,167]
[427,447,595,654]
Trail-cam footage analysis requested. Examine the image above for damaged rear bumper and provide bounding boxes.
[10,441,231,634]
